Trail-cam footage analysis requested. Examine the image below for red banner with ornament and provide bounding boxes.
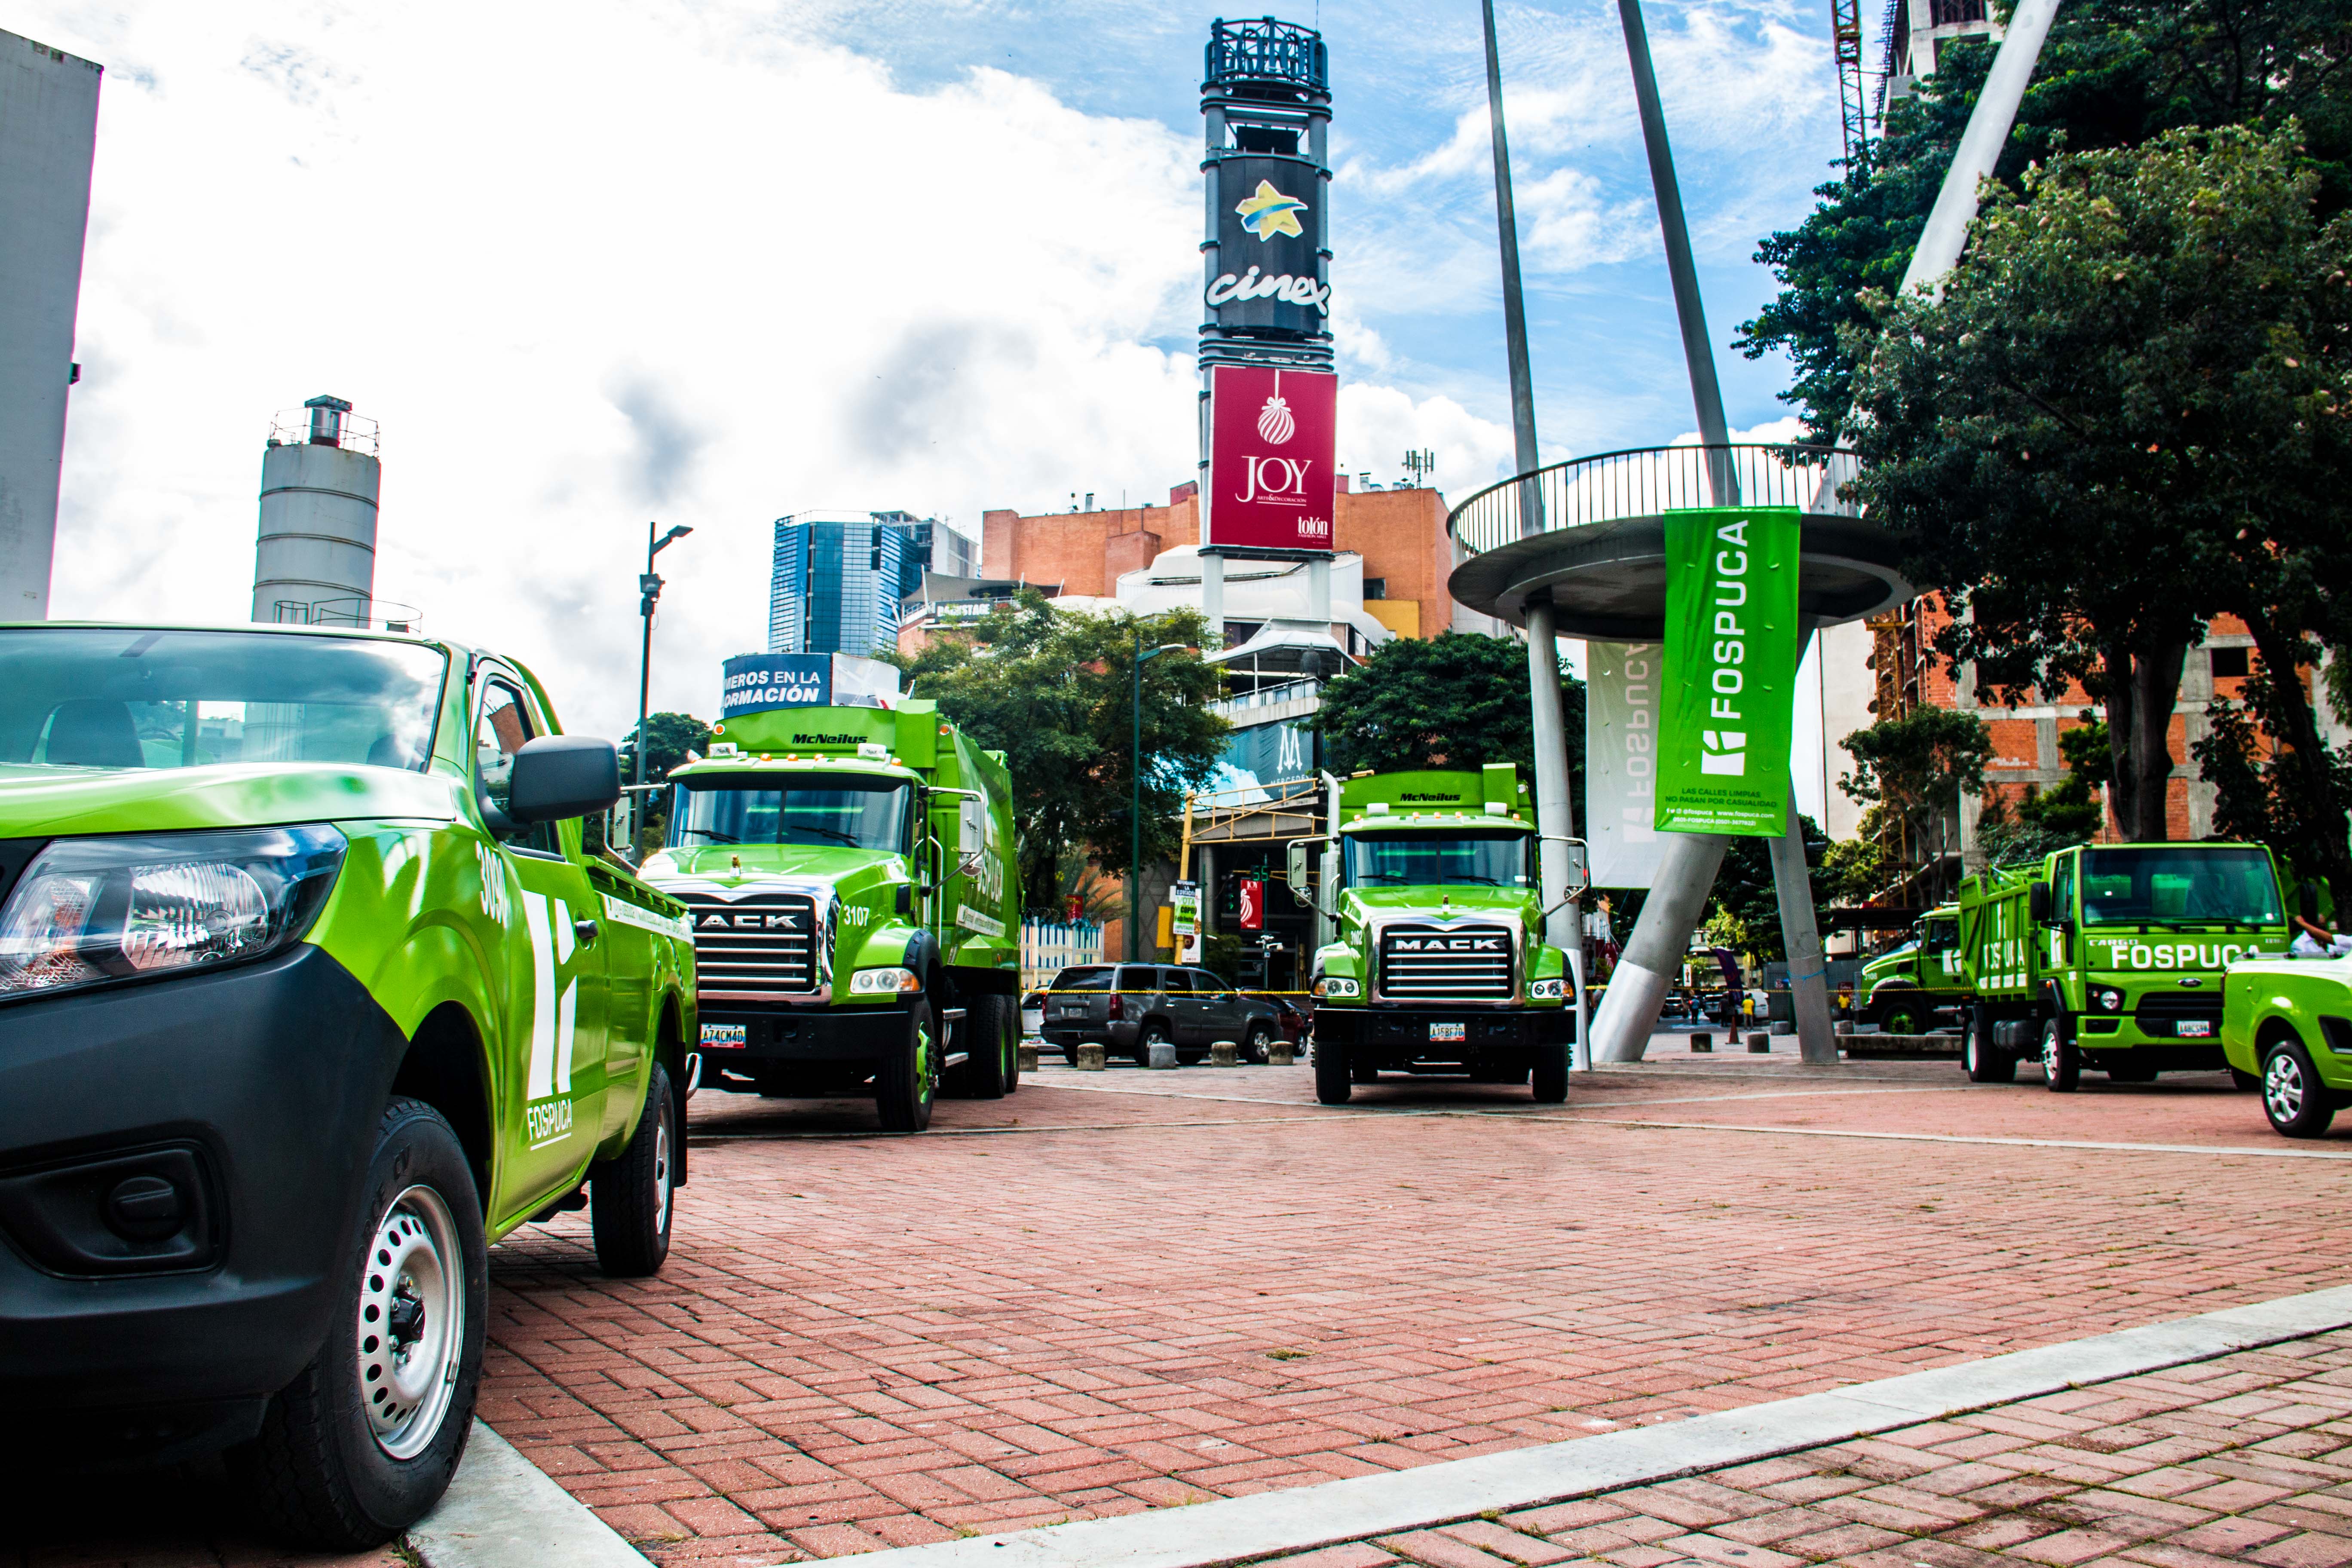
[1205,365,1336,553]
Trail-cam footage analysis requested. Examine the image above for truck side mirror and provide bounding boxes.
[957,795,985,858]
[2028,882,2051,925]
[1286,839,1313,906]
[606,791,640,861]
[508,736,622,823]
[1560,838,1591,897]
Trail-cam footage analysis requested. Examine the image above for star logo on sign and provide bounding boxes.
[1235,179,1308,240]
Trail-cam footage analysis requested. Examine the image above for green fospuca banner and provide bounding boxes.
[1656,505,1801,837]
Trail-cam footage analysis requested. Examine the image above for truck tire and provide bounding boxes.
[1962,1016,2014,1084]
[2262,1039,2337,1138]
[877,999,939,1132]
[2040,1017,2079,1093]
[962,994,1015,1100]
[1531,1044,1569,1103]
[591,1060,677,1277]
[1313,1037,1352,1104]
[1881,999,1925,1036]
[233,1098,487,1550]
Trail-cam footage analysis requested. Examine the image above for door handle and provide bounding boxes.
[574,919,601,946]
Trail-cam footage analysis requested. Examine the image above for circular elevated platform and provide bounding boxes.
[1445,444,1913,636]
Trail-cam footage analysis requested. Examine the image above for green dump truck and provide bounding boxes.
[1857,903,1969,1034]
[0,623,695,1548]
[1293,765,1575,1105]
[1956,841,2289,1089]
[636,655,1020,1132]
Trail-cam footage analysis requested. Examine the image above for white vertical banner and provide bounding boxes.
[1587,641,1665,888]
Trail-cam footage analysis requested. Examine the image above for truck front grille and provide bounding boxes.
[674,892,821,999]
[1378,925,1513,1001]
[2135,993,2222,1025]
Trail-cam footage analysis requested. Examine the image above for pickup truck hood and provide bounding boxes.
[0,762,465,838]
[1339,885,1539,930]
[640,843,903,891]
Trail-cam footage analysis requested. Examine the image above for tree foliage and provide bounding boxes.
[1844,126,2352,876]
[1740,0,2352,443]
[1838,707,1992,896]
[893,593,1230,913]
[1311,631,1586,809]
[1706,814,1834,964]
[2190,657,2352,884]
[619,711,714,786]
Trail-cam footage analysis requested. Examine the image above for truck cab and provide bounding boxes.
[1294,765,1574,1104]
[1857,903,1966,1034]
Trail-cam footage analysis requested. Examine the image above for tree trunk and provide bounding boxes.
[2103,639,2187,842]
[2238,611,2352,905]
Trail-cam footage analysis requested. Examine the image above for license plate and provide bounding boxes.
[1428,1022,1467,1042]
[700,1022,748,1048]
[1058,1005,1088,1019]
[2176,1019,2213,1038]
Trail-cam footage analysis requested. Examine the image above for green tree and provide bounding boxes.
[2190,658,2352,881]
[1844,126,2352,873]
[1311,631,1586,808]
[1838,707,1992,898]
[1706,814,1834,963]
[1739,0,2352,442]
[619,711,713,785]
[894,592,1229,912]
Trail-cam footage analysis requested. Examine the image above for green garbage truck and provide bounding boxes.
[1857,903,1969,1034]
[636,654,1020,1132]
[1955,840,2290,1089]
[1292,765,1576,1105]
[0,622,695,1548]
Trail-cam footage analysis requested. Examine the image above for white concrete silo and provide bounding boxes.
[251,396,382,625]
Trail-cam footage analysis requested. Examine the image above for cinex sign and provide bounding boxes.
[1206,365,1335,552]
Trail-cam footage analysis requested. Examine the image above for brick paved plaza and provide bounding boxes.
[11,1050,2352,1568]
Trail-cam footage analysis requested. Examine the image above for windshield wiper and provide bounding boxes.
[785,827,862,846]
[680,828,741,844]
[1443,875,1504,886]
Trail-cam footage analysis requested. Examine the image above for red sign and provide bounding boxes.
[1206,366,1336,552]
[1239,877,1265,931]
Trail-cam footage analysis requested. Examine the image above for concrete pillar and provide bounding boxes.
[1203,551,1225,648]
[1524,599,1589,1069]
[1770,778,1838,1063]
[1590,829,1729,1061]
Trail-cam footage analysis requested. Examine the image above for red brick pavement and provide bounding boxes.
[470,1060,2352,1562]
[1272,1326,2352,1568]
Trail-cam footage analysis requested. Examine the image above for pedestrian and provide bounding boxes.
[2290,913,2352,957]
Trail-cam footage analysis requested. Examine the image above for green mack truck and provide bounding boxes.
[0,623,694,1549]
[1292,765,1575,1106]
[1857,903,1969,1034]
[635,654,1020,1133]
[1956,840,2289,1090]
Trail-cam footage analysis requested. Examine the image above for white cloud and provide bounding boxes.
[1337,383,1515,497]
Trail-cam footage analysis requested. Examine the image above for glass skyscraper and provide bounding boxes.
[767,511,978,656]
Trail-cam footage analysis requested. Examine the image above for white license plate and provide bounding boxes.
[700,1022,748,1048]
[2176,1019,2213,1038]
[1428,1022,1467,1042]
[1058,1005,1088,1018]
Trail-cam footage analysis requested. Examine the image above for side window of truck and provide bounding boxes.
[474,676,561,857]
[2050,854,2076,926]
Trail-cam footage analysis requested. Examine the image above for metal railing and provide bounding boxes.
[1447,443,1862,558]
[1207,678,1321,719]
[266,409,381,456]
[1206,17,1327,89]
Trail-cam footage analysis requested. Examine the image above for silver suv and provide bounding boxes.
[1040,964,1280,1064]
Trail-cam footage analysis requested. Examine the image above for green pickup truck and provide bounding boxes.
[2223,949,2352,1137]
[0,624,695,1548]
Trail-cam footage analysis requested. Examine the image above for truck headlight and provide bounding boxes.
[1313,975,1360,999]
[849,966,920,995]
[2095,987,2125,1012]
[1528,977,1566,1000]
[0,826,346,1003]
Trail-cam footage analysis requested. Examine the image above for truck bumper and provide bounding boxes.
[695,1004,911,1064]
[1039,1020,1139,1051]
[0,943,405,1460]
[1312,1007,1572,1050]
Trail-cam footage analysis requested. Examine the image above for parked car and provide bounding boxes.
[1020,990,1045,1039]
[1040,964,1281,1063]
[1262,994,1310,1052]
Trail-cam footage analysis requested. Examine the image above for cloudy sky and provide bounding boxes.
[24,0,1849,799]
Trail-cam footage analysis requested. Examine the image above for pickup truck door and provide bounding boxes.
[476,671,611,1223]
[1159,968,1200,1043]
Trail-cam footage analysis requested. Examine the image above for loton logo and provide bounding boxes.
[1700,729,1747,776]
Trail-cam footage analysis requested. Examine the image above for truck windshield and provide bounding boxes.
[669,773,912,852]
[0,627,447,771]
[2080,846,2282,926]
[1344,830,1533,888]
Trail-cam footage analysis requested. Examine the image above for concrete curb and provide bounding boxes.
[407,1420,649,1568]
[840,1282,2352,1567]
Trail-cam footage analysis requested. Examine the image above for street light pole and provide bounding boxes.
[634,521,694,794]
[1129,632,1185,963]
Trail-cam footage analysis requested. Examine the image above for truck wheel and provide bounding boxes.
[1962,1018,2014,1084]
[1882,1002,1924,1036]
[233,1098,487,1550]
[1244,1023,1274,1063]
[2040,1018,2079,1093]
[1531,1044,1569,1103]
[1136,1022,1171,1065]
[1313,1038,1352,1104]
[2263,1040,2338,1138]
[591,1060,676,1277]
[877,1000,938,1131]
[963,995,1014,1100]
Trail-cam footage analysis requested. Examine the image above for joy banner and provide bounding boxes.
[1656,506,1801,837]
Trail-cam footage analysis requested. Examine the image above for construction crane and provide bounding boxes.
[1831,0,1871,173]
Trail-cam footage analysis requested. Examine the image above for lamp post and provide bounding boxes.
[634,521,694,792]
[1130,632,1186,962]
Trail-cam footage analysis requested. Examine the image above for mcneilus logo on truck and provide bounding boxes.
[1291,764,1576,1105]
[0,625,695,1549]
